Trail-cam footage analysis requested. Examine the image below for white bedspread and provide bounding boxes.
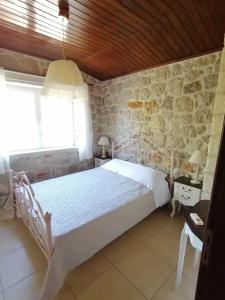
[31,167,161,300]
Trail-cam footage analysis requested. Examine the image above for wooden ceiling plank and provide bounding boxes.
[163,0,206,52]
[0,12,102,54]
[0,8,109,51]
[3,0,121,47]
[6,0,115,47]
[47,0,132,41]
[84,42,147,70]
[0,21,92,57]
[136,0,192,56]
[87,0,167,62]
[8,0,126,46]
[85,1,163,59]
[118,0,186,58]
[179,0,215,48]
[104,0,178,59]
[201,0,225,44]
[152,0,199,54]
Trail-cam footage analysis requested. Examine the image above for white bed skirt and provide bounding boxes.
[40,190,156,300]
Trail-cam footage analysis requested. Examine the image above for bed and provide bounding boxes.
[10,157,171,300]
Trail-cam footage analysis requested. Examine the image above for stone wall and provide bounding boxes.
[0,48,102,206]
[99,52,221,174]
[10,149,93,182]
[202,39,225,199]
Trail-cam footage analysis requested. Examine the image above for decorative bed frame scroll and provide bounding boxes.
[9,170,54,260]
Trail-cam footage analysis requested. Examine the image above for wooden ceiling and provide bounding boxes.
[0,0,225,80]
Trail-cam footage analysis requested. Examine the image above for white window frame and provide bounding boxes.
[5,70,77,154]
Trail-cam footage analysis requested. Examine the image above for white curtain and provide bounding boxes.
[0,68,10,174]
[73,84,93,161]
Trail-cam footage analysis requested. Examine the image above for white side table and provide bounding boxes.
[170,176,202,218]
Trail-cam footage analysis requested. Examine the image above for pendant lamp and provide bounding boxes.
[42,0,84,98]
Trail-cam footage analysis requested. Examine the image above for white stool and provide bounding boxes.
[175,222,203,288]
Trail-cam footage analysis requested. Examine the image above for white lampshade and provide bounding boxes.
[98,136,110,146]
[189,150,205,165]
[42,60,84,98]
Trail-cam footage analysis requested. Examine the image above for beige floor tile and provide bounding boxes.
[116,245,173,299]
[152,272,196,300]
[4,269,46,300]
[0,220,36,255]
[55,283,77,300]
[66,253,112,294]
[101,231,139,263]
[161,215,185,239]
[127,209,170,244]
[77,267,145,300]
[143,230,190,268]
[0,242,46,289]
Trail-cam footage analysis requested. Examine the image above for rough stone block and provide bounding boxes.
[139,87,150,100]
[144,100,159,114]
[194,91,215,108]
[203,74,218,89]
[150,82,166,96]
[194,109,212,123]
[175,96,194,113]
[162,96,173,111]
[167,78,183,96]
[183,81,202,94]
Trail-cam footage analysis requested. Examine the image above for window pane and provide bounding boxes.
[5,85,40,151]
[40,96,74,148]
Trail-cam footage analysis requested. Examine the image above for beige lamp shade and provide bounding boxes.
[42,60,84,98]
[98,136,110,146]
[189,150,205,165]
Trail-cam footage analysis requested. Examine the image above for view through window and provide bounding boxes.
[5,83,76,152]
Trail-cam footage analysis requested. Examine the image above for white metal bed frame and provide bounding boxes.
[9,132,175,261]
[9,170,53,259]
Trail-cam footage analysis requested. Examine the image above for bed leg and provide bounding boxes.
[44,212,53,259]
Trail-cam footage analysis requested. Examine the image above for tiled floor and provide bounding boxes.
[0,207,199,300]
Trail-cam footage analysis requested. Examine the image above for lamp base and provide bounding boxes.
[191,179,201,184]
[101,155,107,159]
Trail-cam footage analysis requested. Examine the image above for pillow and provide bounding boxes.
[101,159,170,207]
[102,159,156,189]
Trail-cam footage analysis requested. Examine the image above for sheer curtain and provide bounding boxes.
[0,68,13,211]
[74,84,93,161]
[0,68,9,174]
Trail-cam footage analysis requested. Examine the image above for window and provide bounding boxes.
[5,82,76,152]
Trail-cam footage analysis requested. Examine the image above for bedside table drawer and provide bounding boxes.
[175,182,201,206]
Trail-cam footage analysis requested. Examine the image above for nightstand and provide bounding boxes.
[170,176,203,218]
[94,156,112,168]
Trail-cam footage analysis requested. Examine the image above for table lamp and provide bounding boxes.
[189,150,205,184]
[98,136,110,158]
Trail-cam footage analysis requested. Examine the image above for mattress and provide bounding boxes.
[32,167,150,237]
[30,167,166,300]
